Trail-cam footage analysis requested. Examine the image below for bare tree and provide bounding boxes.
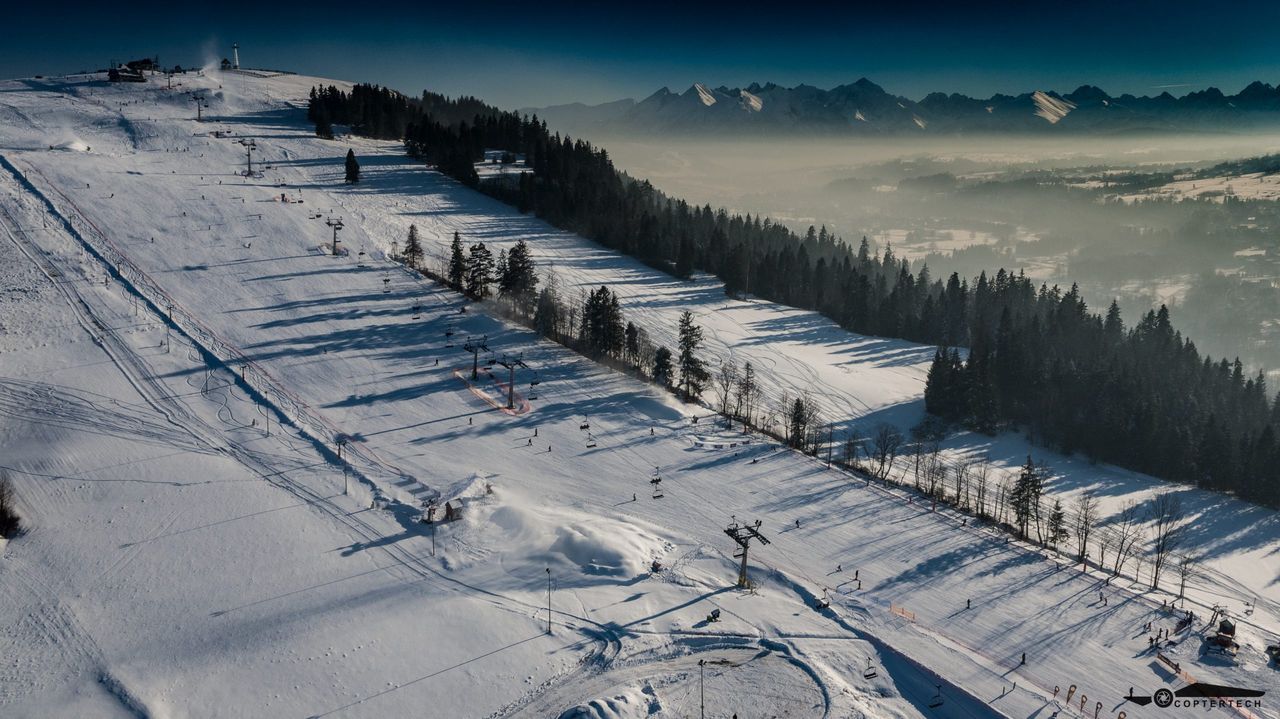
[1111,501,1145,576]
[775,391,793,442]
[1096,534,1111,571]
[923,442,945,498]
[635,326,655,373]
[871,423,904,481]
[973,457,990,519]
[909,442,926,490]
[634,323,655,368]
[993,472,1012,526]
[1072,492,1098,568]
[733,361,756,423]
[842,428,864,471]
[954,460,973,509]
[1148,493,1185,591]
[715,361,739,420]
[743,364,763,427]
[803,395,824,454]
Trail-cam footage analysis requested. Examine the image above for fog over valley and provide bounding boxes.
[596,131,1280,375]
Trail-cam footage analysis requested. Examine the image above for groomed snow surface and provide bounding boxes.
[0,68,1277,719]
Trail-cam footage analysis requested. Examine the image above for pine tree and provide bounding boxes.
[924,348,950,416]
[723,242,749,296]
[466,242,494,297]
[448,231,466,289]
[402,224,423,269]
[1009,456,1043,539]
[314,106,334,139]
[580,286,626,358]
[534,286,560,339]
[676,234,695,279]
[653,347,674,387]
[344,149,360,183]
[1103,299,1124,345]
[495,249,508,291]
[1047,498,1068,549]
[965,348,999,434]
[624,322,640,366]
[677,310,709,401]
[498,239,538,309]
[788,397,808,450]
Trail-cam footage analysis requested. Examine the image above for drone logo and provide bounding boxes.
[1127,682,1264,710]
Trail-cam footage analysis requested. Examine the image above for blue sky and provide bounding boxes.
[3,0,1278,108]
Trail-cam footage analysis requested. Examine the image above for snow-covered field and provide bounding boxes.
[1,68,1278,718]
[1117,172,1280,203]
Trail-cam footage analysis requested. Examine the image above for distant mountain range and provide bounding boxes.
[522,79,1280,136]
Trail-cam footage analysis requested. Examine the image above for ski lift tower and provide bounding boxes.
[462,335,489,380]
[191,92,207,121]
[325,216,344,256]
[725,518,770,588]
[494,353,529,409]
[232,43,240,70]
[238,138,257,176]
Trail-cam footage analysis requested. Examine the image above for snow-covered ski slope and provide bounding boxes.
[0,68,1276,718]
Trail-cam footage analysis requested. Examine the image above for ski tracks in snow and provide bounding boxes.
[0,153,630,715]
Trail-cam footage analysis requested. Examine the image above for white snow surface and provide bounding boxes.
[739,90,764,113]
[0,69,1276,719]
[1032,91,1076,124]
[693,83,717,107]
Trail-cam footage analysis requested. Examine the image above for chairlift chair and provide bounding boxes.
[863,659,878,680]
[382,276,391,293]
[650,475,663,499]
[411,304,421,320]
[357,249,367,267]
[586,434,597,449]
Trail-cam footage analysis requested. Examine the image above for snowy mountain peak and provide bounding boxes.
[693,83,717,107]
[529,78,1280,135]
[1032,90,1076,123]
